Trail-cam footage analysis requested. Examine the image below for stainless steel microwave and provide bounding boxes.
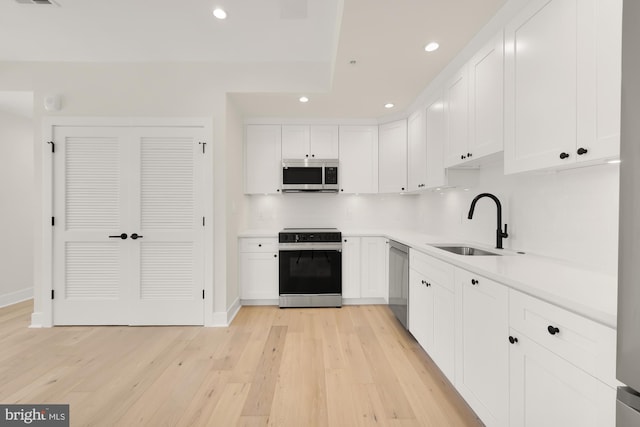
[281,159,339,192]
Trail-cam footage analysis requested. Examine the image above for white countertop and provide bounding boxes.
[238,228,618,328]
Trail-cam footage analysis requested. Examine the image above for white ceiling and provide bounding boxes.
[0,0,507,119]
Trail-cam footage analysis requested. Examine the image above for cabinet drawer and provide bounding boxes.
[509,289,616,387]
[410,250,454,292]
[239,238,278,253]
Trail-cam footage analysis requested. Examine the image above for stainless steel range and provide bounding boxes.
[278,228,342,308]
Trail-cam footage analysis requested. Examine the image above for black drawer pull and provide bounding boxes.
[109,233,128,240]
[547,325,560,335]
[131,233,143,240]
[471,279,479,285]
[509,336,518,344]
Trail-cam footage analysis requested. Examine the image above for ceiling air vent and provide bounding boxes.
[15,0,60,5]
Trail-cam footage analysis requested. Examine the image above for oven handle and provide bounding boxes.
[279,243,342,251]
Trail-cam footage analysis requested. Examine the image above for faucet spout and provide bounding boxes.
[467,193,509,249]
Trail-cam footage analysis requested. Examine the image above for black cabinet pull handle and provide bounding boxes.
[274,254,277,258]
[460,155,464,160]
[426,282,431,287]
[471,279,479,285]
[109,233,128,240]
[559,152,570,159]
[305,154,309,158]
[401,187,405,191]
[258,243,262,247]
[577,147,588,155]
[509,336,518,344]
[130,233,143,240]
[547,325,560,335]
[468,152,472,157]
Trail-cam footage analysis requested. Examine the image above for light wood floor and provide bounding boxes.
[0,300,482,426]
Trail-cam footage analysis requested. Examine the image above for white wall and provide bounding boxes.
[225,97,247,310]
[416,159,620,275]
[245,193,419,231]
[0,108,34,306]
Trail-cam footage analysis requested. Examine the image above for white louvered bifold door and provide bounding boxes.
[52,125,205,325]
[128,128,205,325]
[53,127,131,325]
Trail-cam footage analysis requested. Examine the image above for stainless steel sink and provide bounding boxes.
[430,245,502,256]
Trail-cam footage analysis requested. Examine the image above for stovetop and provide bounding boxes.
[279,228,342,243]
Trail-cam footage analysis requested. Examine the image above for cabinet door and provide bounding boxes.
[407,109,427,191]
[409,269,433,352]
[245,125,282,194]
[310,125,339,158]
[469,31,504,160]
[341,237,361,299]
[455,268,509,427]
[444,66,470,167]
[504,0,577,173]
[360,237,387,299]
[576,0,622,164]
[431,284,455,383]
[378,120,408,193]
[281,125,309,159]
[239,252,279,300]
[425,94,447,189]
[509,331,616,427]
[339,126,379,194]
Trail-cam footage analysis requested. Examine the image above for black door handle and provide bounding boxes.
[559,152,570,159]
[547,325,560,335]
[130,233,143,240]
[109,233,128,239]
[508,336,518,344]
[577,147,588,155]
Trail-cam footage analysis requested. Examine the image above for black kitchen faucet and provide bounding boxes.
[467,193,509,249]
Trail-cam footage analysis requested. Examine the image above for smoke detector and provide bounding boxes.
[15,0,60,5]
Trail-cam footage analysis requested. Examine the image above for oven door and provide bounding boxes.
[279,244,342,296]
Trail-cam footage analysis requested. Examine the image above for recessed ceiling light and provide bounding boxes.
[384,103,395,109]
[424,42,440,52]
[299,96,309,103]
[213,8,227,19]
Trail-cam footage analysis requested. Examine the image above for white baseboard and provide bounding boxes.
[210,297,241,327]
[0,287,33,309]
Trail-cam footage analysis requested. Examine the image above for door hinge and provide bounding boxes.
[47,141,55,153]
[198,142,206,154]
[202,216,205,227]
[51,290,55,299]
[202,289,205,299]
[51,217,55,226]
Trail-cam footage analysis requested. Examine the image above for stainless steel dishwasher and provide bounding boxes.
[388,240,409,329]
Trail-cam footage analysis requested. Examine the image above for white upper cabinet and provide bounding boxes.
[468,31,504,161]
[504,0,622,174]
[378,119,408,193]
[310,125,340,158]
[245,125,282,195]
[281,125,339,159]
[444,66,470,167]
[339,125,379,194]
[407,109,428,191]
[425,93,447,189]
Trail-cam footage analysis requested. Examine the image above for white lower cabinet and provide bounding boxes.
[239,238,279,301]
[508,289,616,427]
[342,236,388,301]
[509,328,615,427]
[454,268,510,427]
[409,250,455,382]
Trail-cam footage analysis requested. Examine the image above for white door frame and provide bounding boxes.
[38,117,214,327]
